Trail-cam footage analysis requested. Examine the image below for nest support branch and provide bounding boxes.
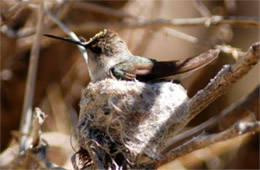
[146,42,260,167]
[152,121,260,167]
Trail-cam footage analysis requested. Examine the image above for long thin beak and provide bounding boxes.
[44,34,85,47]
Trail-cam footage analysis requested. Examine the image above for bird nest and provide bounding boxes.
[77,79,188,168]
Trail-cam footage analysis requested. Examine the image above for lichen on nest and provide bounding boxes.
[77,79,188,165]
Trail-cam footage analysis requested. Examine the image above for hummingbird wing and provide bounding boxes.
[111,59,155,80]
[111,49,220,81]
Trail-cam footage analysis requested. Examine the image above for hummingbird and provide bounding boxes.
[44,29,219,82]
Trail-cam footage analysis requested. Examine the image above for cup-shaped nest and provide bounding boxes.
[77,79,188,165]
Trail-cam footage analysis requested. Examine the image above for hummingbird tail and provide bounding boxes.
[43,34,85,47]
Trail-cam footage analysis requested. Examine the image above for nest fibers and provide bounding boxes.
[77,79,188,165]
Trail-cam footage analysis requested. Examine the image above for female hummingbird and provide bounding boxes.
[44,29,219,82]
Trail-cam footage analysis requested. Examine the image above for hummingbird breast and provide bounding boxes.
[88,53,121,82]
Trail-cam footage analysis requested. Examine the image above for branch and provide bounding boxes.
[183,42,259,126]
[19,0,45,152]
[70,16,259,32]
[162,85,259,152]
[44,9,88,65]
[67,3,260,28]
[163,28,245,60]
[153,121,260,167]
[193,0,212,17]
[0,1,29,25]
[143,42,259,167]
[31,108,47,148]
[72,2,140,20]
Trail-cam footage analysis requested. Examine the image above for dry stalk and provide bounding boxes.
[162,85,259,152]
[153,121,260,167]
[19,0,45,152]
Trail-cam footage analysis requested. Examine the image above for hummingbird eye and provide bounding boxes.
[90,46,102,54]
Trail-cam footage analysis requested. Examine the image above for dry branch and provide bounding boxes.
[19,0,45,152]
[162,85,259,152]
[16,14,259,52]
[144,42,260,167]
[183,42,259,129]
[31,108,47,148]
[72,2,139,20]
[71,16,259,32]
[45,9,88,65]
[153,121,260,167]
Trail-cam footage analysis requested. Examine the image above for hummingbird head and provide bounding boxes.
[44,29,131,82]
[84,29,130,57]
[44,29,130,57]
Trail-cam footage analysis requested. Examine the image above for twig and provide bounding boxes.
[153,121,260,167]
[71,16,259,31]
[44,9,88,65]
[162,85,259,153]
[163,27,245,60]
[145,42,259,167]
[44,9,95,82]
[133,42,259,167]
[72,2,140,20]
[193,0,212,17]
[31,108,47,148]
[55,2,259,27]
[19,0,45,152]
[133,0,163,55]
[16,14,259,52]
[183,42,259,127]
[0,1,29,25]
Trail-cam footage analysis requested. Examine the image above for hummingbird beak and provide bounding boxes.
[43,34,86,47]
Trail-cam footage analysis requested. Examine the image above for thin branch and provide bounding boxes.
[16,14,259,52]
[56,3,259,27]
[19,0,45,152]
[162,85,259,153]
[71,16,259,32]
[44,9,88,65]
[152,121,260,167]
[31,108,47,148]
[163,28,245,60]
[183,42,259,127]
[193,0,212,17]
[0,1,29,25]
[133,42,259,168]
[72,2,140,20]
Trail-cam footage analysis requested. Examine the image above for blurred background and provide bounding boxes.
[1,0,259,169]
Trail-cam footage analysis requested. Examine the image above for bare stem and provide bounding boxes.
[72,2,140,20]
[19,0,44,152]
[154,121,260,167]
[145,42,259,167]
[193,0,212,17]
[44,9,88,64]
[31,108,47,148]
[184,42,259,126]
[162,85,259,153]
